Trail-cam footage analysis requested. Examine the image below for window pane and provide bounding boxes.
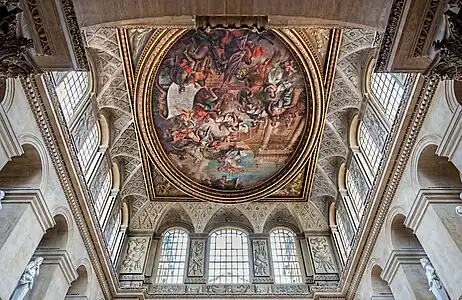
[106,209,121,251]
[77,123,99,171]
[370,73,410,123]
[156,229,188,284]
[270,229,303,284]
[208,229,250,284]
[359,122,382,174]
[95,171,111,216]
[55,71,89,122]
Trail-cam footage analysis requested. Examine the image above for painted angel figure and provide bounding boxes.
[10,257,44,300]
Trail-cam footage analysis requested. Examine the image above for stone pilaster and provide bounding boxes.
[0,189,53,299]
[382,249,433,300]
[405,188,462,299]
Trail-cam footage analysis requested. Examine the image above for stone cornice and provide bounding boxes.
[34,249,78,284]
[405,188,461,230]
[2,188,54,231]
[436,104,462,159]
[0,103,23,162]
[381,248,426,283]
[343,75,439,298]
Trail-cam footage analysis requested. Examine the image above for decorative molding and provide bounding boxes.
[186,239,205,278]
[381,249,426,283]
[436,104,462,159]
[25,0,52,55]
[120,236,150,274]
[405,188,461,230]
[375,0,407,72]
[2,188,54,231]
[60,0,88,70]
[343,76,440,298]
[0,2,36,78]
[34,249,78,284]
[412,0,440,58]
[252,239,271,278]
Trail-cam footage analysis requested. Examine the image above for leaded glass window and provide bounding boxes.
[269,229,303,284]
[208,229,250,284]
[370,73,409,123]
[156,229,189,284]
[347,169,364,216]
[95,171,111,216]
[55,71,89,122]
[106,209,121,251]
[77,123,99,171]
[359,121,383,174]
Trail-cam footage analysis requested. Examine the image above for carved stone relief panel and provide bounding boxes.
[251,239,271,278]
[308,236,338,274]
[120,236,150,274]
[187,239,206,278]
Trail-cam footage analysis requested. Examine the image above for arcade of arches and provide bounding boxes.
[0,0,462,299]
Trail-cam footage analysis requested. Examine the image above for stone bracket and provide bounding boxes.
[381,249,426,283]
[405,188,461,230]
[436,105,462,160]
[0,103,23,169]
[2,188,54,231]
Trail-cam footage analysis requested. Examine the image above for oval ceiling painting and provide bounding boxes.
[142,28,318,202]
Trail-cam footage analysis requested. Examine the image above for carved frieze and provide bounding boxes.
[187,239,205,277]
[120,236,150,273]
[252,239,271,277]
[308,236,338,274]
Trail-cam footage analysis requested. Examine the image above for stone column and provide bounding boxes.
[405,189,462,299]
[382,249,433,300]
[0,189,54,299]
[27,250,78,300]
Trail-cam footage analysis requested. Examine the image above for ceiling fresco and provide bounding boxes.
[132,28,329,203]
[84,26,375,231]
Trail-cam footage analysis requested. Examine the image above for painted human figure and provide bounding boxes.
[10,257,44,300]
[420,257,450,300]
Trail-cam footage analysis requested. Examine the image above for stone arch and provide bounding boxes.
[416,143,462,189]
[156,204,194,234]
[111,162,121,190]
[263,204,301,234]
[452,80,462,108]
[390,213,422,250]
[204,206,254,234]
[338,162,347,191]
[0,142,44,189]
[122,201,129,227]
[99,114,110,148]
[1,78,15,112]
[66,265,89,298]
[349,114,360,149]
[86,48,100,96]
[370,264,392,297]
[329,202,336,226]
[38,214,69,250]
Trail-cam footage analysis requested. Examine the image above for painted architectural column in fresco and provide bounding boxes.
[285,116,307,151]
[260,120,276,151]
[405,189,462,299]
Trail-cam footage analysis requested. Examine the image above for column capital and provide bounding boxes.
[33,249,78,284]
[382,249,426,283]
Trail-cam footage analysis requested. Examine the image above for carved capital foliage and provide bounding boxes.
[428,3,462,81]
[0,1,35,78]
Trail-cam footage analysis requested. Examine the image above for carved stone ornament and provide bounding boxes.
[420,257,450,300]
[428,2,462,81]
[11,257,44,300]
[252,240,270,277]
[309,236,338,274]
[0,1,35,78]
[187,239,205,277]
[120,237,149,274]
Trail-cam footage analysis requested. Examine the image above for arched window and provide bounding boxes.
[55,71,89,122]
[156,228,189,284]
[346,169,364,217]
[370,73,409,123]
[208,229,250,284]
[336,214,352,257]
[269,229,303,283]
[95,171,111,217]
[107,209,121,251]
[359,121,382,174]
[77,123,99,171]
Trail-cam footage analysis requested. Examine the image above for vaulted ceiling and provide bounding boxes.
[83,26,376,233]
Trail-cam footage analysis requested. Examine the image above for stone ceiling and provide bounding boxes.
[83,26,376,233]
